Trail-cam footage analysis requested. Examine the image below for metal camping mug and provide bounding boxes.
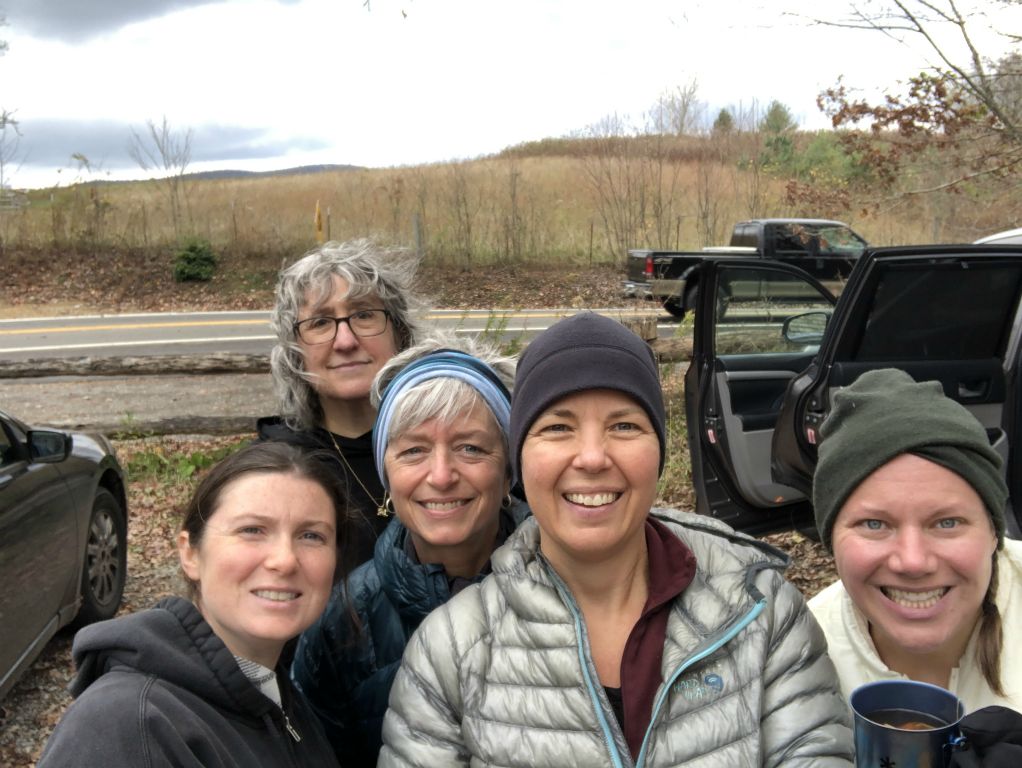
[850,680,965,768]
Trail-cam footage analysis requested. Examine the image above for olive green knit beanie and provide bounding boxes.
[812,368,1007,550]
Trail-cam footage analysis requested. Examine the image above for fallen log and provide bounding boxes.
[0,353,271,379]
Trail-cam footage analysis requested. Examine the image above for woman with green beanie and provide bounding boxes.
[808,368,1022,711]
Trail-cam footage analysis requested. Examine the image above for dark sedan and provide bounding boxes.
[0,410,128,701]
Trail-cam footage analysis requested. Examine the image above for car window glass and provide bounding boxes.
[852,263,1022,361]
[0,424,15,469]
[715,267,834,355]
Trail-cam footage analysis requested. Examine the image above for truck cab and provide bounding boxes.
[623,218,867,318]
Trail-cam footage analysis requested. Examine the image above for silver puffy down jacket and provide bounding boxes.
[380,509,853,768]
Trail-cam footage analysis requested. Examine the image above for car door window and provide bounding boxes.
[852,263,1022,361]
[716,267,835,356]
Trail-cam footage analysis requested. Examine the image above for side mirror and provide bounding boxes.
[27,430,72,463]
[782,311,830,346]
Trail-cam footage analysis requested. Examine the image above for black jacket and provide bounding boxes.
[256,416,389,566]
[292,503,529,767]
[37,597,340,768]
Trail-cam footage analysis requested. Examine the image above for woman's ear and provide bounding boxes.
[178,530,200,581]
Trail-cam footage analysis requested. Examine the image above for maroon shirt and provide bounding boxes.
[612,516,697,759]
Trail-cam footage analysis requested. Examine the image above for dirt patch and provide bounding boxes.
[0,247,631,316]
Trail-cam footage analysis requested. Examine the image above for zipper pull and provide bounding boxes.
[283,713,301,743]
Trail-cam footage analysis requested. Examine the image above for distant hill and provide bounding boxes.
[183,164,364,181]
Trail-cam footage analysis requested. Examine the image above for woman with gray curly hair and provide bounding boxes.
[258,238,427,565]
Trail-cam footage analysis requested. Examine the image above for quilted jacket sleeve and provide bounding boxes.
[378,602,473,768]
[758,571,855,767]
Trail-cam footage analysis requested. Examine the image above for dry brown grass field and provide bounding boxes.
[2,132,1016,284]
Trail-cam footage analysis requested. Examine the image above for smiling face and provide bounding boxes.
[384,400,508,575]
[832,453,998,669]
[177,471,337,668]
[520,389,660,568]
[297,274,399,408]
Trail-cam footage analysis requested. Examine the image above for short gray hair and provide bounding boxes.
[371,334,516,462]
[270,239,427,430]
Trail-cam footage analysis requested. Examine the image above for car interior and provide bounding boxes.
[687,248,1022,537]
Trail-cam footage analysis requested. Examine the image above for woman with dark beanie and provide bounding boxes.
[809,368,1022,711]
[380,312,853,767]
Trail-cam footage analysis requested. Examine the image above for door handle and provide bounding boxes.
[958,379,990,400]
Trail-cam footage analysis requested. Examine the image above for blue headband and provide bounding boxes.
[373,350,512,489]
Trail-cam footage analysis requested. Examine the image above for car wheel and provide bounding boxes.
[72,488,127,627]
[684,285,700,316]
[662,296,687,318]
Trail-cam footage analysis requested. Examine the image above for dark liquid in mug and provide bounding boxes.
[866,708,949,731]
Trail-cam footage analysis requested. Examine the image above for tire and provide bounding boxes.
[661,296,687,318]
[684,284,700,315]
[72,488,127,628]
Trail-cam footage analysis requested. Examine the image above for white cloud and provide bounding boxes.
[2,0,1019,189]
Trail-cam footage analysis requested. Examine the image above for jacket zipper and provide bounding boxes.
[551,577,627,768]
[548,557,770,768]
[283,713,301,742]
[633,597,767,767]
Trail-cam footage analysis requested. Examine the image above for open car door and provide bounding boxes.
[685,245,1022,538]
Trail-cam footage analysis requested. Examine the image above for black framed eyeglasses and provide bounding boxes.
[294,309,391,344]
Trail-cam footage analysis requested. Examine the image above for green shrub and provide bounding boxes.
[173,239,217,282]
[125,439,246,481]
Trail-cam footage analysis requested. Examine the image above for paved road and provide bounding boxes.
[1,306,684,434]
[0,307,679,362]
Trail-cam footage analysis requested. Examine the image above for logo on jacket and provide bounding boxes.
[672,664,725,700]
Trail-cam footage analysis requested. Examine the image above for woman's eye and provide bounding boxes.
[307,316,333,330]
[611,421,639,432]
[300,530,328,543]
[238,526,264,536]
[397,446,425,458]
[862,519,885,531]
[537,423,569,434]
[936,518,960,530]
[459,443,485,455]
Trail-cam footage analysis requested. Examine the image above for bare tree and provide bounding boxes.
[579,113,649,260]
[129,116,194,237]
[812,1,1022,195]
[650,79,705,136]
[0,110,21,194]
[1,16,15,192]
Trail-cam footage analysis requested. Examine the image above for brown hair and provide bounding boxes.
[179,441,351,600]
[976,549,1005,696]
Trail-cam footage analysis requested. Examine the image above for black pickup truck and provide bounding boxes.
[622,218,868,317]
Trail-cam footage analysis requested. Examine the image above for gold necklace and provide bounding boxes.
[327,431,389,517]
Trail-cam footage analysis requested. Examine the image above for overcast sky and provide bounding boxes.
[1,0,1018,189]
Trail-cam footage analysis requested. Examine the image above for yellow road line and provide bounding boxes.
[0,319,271,336]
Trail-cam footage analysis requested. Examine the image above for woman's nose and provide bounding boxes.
[888,528,937,575]
[572,429,611,472]
[427,450,458,487]
[265,536,299,572]
[331,320,360,351]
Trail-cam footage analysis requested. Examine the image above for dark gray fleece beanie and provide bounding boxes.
[813,368,1007,550]
[509,312,666,483]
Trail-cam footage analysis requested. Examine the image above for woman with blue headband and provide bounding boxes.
[291,337,528,767]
